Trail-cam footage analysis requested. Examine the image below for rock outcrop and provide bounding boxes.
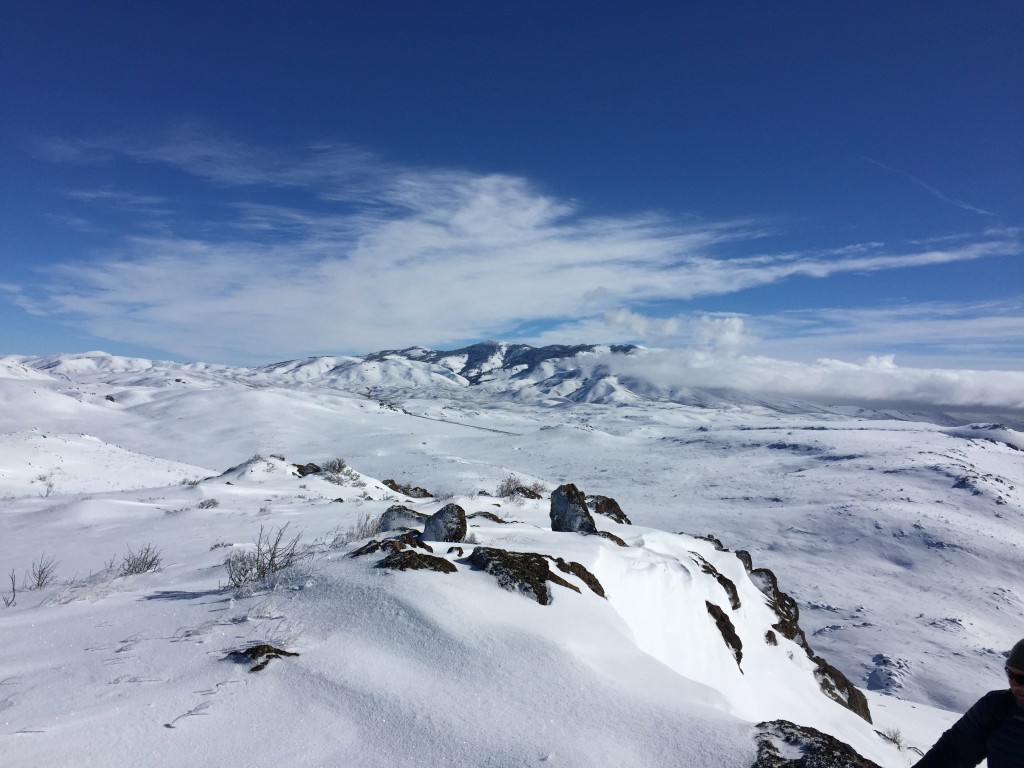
[550,484,598,534]
[707,601,743,668]
[467,546,604,605]
[383,479,433,498]
[380,504,429,531]
[422,503,468,542]
[750,565,872,723]
[587,494,631,524]
[378,550,457,573]
[752,720,881,767]
[349,532,433,558]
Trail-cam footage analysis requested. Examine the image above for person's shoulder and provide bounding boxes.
[971,689,1014,715]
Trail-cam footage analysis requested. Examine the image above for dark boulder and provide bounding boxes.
[752,720,881,767]
[423,503,468,542]
[550,484,598,534]
[293,462,321,477]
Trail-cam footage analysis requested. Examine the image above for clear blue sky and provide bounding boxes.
[2,1,1021,369]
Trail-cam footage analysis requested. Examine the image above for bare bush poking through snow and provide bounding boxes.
[3,570,15,607]
[497,473,546,500]
[28,553,59,589]
[496,474,521,498]
[320,457,366,488]
[197,498,219,509]
[225,523,307,588]
[321,458,347,473]
[879,728,905,750]
[329,513,383,548]
[118,544,162,576]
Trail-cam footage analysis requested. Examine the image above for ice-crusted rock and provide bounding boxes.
[422,503,468,542]
[380,504,429,531]
[550,483,598,534]
[752,720,881,767]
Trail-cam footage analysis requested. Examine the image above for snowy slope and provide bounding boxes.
[2,345,1022,766]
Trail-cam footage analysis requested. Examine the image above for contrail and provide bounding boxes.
[863,157,998,217]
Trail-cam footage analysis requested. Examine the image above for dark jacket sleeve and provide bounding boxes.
[914,691,1009,768]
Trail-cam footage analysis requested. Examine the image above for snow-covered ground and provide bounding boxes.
[1,348,1021,766]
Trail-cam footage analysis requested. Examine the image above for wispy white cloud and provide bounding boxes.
[16,130,1024,374]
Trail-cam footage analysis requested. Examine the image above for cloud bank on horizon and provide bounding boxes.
[5,129,1022,384]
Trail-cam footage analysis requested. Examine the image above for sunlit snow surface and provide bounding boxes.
[1,351,1021,767]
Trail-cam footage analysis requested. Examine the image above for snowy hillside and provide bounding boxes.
[1,345,1022,766]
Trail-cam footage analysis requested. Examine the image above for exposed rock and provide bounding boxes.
[552,557,606,598]
[380,504,429,530]
[765,630,778,646]
[693,533,725,550]
[467,511,510,524]
[422,503,468,542]
[587,495,631,524]
[349,532,433,558]
[383,479,433,498]
[293,462,321,477]
[811,654,872,724]
[750,567,808,649]
[447,546,464,557]
[736,550,753,573]
[550,484,598,534]
[468,546,579,605]
[104,394,115,402]
[690,553,741,610]
[226,643,299,673]
[509,485,543,500]
[749,564,872,723]
[752,720,881,767]
[378,550,457,573]
[593,530,628,547]
[706,601,743,668]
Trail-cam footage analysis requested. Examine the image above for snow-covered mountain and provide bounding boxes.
[1,345,1022,766]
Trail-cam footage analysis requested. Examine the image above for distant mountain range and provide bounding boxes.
[4,342,1021,428]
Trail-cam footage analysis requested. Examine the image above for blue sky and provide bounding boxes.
[2,1,1022,371]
